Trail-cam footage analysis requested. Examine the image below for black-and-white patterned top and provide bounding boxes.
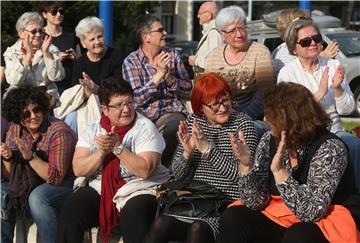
[170,111,258,241]
[239,131,348,222]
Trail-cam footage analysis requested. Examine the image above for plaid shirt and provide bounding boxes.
[5,116,77,185]
[122,47,192,121]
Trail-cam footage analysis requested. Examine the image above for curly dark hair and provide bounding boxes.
[2,86,49,124]
[98,77,133,106]
[264,82,331,151]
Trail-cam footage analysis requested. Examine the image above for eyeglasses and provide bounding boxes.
[296,34,322,48]
[204,97,231,112]
[108,100,134,111]
[222,26,248,35]
[24,28,44,35]
[22,106,42,119]
[148,27,166,34]
[49,8,64,16]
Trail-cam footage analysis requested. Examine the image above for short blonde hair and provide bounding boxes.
[276,9,310,40]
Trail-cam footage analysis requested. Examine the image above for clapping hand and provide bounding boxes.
[79,72,98,97]
[0,142,12,161]
[192,120,210,154]
[154,51,171,76]
[230,130,251,174]
[42,34,53,59]
[320,41,339,59]
[14,138,33,161]
[270,131,290,184]
[332,65,345,89]
[177,120,196,160]
[95,126,119,153]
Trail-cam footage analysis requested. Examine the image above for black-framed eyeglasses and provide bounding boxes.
[148,27,166,34]
[22,106,42,120]
[222,26,248,35]
[203,97,231,112]
[50,8,64,16]
[24,28,44,35]
[296,34,322,48]
[107,100,134,111]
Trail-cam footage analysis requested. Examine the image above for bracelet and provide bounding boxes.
[201,143,213,159]
[2,155,13,162]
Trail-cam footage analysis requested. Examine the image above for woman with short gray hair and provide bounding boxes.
[75,16,104,41]
[3,11,65,108]
[278,18,360,192]
[215,5,247,31]
[205,5,276,141]
[60,16,122,134]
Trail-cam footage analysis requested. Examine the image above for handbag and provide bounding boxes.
[155,179,227,219]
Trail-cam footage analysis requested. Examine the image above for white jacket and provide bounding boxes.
[3,39,65,100]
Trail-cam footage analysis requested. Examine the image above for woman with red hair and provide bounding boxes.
[144,72,258,243]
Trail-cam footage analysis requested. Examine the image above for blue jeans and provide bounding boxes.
[336,131,360,192]
[1,181,73,243]
[64,111,78,135]
[1,181,16,243]
[254,120,270,143]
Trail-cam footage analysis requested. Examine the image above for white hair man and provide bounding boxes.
[188,2,223,75]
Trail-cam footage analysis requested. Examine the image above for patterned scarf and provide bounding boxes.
[99,113,136,243]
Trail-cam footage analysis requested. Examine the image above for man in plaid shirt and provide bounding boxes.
[1,86,76,243]
[122,15,192,167]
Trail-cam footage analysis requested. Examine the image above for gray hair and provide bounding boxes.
[15,12,44,32]
[135,15,161,44]
[75,16,104,40]
[215,5,247,31]
[285,18,320,55]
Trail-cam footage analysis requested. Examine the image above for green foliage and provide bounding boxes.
[1,1,159,55]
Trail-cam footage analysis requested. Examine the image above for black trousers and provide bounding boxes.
[56,186,157,243]
[219,205,329,243]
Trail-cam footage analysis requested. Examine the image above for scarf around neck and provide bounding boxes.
[99,113,137,243]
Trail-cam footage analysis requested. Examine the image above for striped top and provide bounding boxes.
[170,111,257,241]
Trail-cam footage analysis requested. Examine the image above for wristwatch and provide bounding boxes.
[113,143,124,156]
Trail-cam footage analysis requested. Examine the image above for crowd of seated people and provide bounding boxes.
[1,3,359,243]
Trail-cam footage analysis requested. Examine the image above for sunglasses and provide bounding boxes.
[50,8,64,16]
[24,28,44,35]
[296,34,322,48]
[148,27,166,34]
[22,106,42,119]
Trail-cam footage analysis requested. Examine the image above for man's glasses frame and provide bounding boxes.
[147,27,166,34]
[296,34,322,48]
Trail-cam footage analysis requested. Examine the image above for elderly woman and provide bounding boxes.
[219,82,359,243]
[144,73,258,243]
[3,11,65,107]
[1,86,76,243]
[272,9,339,73]
[277,18,360,192]
[57,16,123,134]
[42,1,80,94]
[57,78,170,243]
[205,6,276,125]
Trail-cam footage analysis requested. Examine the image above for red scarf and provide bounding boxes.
[99,113,136,243]
[20,41,37,57]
